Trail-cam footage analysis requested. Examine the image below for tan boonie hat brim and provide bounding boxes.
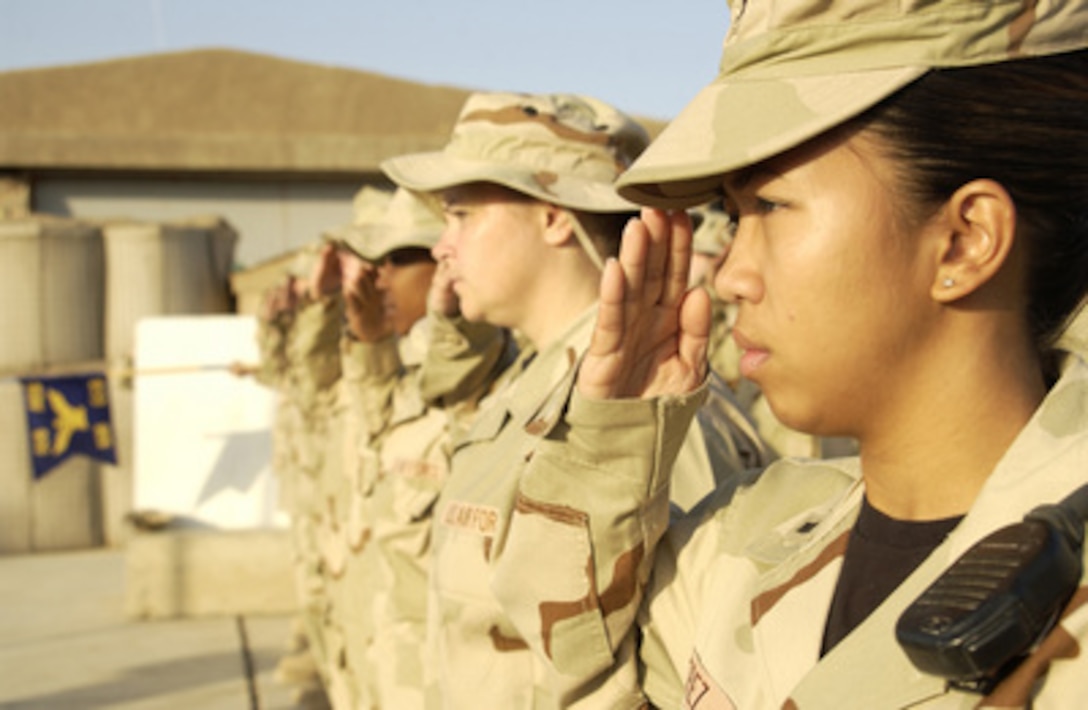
[617,67,923,209]
[337,187,442,262]
[618,0,1088,209]
[323,185,394,257]
[382,92,650,214]
[350,227,438,262]
[324,222,374,258]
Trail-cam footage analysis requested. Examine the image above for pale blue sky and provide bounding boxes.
[0,0,729,119]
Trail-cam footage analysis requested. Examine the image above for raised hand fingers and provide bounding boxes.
[428,259,461,316]
[310,243,343,298]
[587,255,627,359]
[662,210,694,308]
[340,256,375,291]
[344,266,380,305]
[634,208,671,308]
[617,215,650,311]
[627,208,693,309]
[578,208,704,401]
[677,286,711,382]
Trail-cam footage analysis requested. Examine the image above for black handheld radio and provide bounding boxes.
[895,484,1088,693]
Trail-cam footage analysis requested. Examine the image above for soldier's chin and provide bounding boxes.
[456,297,484,323]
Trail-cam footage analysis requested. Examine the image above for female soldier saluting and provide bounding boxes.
[496,1,1088,708]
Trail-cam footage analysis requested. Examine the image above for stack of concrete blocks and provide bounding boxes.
[0,216,107,553]
[0,212,294,618]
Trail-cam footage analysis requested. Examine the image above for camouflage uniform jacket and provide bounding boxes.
[589,352,1088,710]
[281,295,356,707]
[1059,306,1088,356]
[254,307,291,389]
[285,295,343,412]
[278,293,344,528]
[426,306,771,709]
[340,315,511,710]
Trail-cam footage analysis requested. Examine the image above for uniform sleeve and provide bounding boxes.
[490,383,708,708]
[285,294,344,410]
[637,493,729,709]
[669,373,773,513]
[253,313,291,389]
[418,310,516,408]
[340,334,401,440]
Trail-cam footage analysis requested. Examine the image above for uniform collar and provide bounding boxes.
[472,305,597,442]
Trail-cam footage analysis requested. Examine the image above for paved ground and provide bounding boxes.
[0,548,310,710]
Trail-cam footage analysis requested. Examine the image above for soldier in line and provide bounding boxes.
[251,258,320,702]
[488,0,1088,707]
[253,187,395,709]
[299,191,404,710]
[263,185,515,709]
[380,90,772,708]
[328,186,514,709]
[253,242,348,710]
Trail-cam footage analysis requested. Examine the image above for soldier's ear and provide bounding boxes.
[929,178,1017,302]
[540,204,576,247]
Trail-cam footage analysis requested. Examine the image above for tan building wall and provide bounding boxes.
[34,175,379,268]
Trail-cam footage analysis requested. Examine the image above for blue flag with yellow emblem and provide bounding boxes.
[20,373,118,479]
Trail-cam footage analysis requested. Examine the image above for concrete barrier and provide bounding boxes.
[124,527,296,619]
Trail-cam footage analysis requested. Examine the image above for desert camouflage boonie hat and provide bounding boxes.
[349,184,395,227]
[337,187,443,262]
[287,241,321,278]
[617,0,1088,209]
[381,91,650,213]
[323,185,393,257]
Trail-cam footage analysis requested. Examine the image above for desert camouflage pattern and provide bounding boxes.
[252,291,346,704]
[618,0,1088,208]
[689,204,731,259]
[321,190,449,709]
[323,184,394,261]
[323,353,378,709]
[354,187,444,262]
[419,314,521,411]
[1058,305,1088,356]
[253,303,291,390]
[330,313,509,709]
[638,351,1088,710]
[494,351,1088,708]
[260,177,512,707]
[347,327,445,710]
[292,323,420,709]
[381,91,649,213]
[424,307,772,708]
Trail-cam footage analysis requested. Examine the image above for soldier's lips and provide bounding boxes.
[739,349,770,379]
[733,329,769,379]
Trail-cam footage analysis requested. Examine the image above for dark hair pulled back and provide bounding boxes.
[860,49,1088,352]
